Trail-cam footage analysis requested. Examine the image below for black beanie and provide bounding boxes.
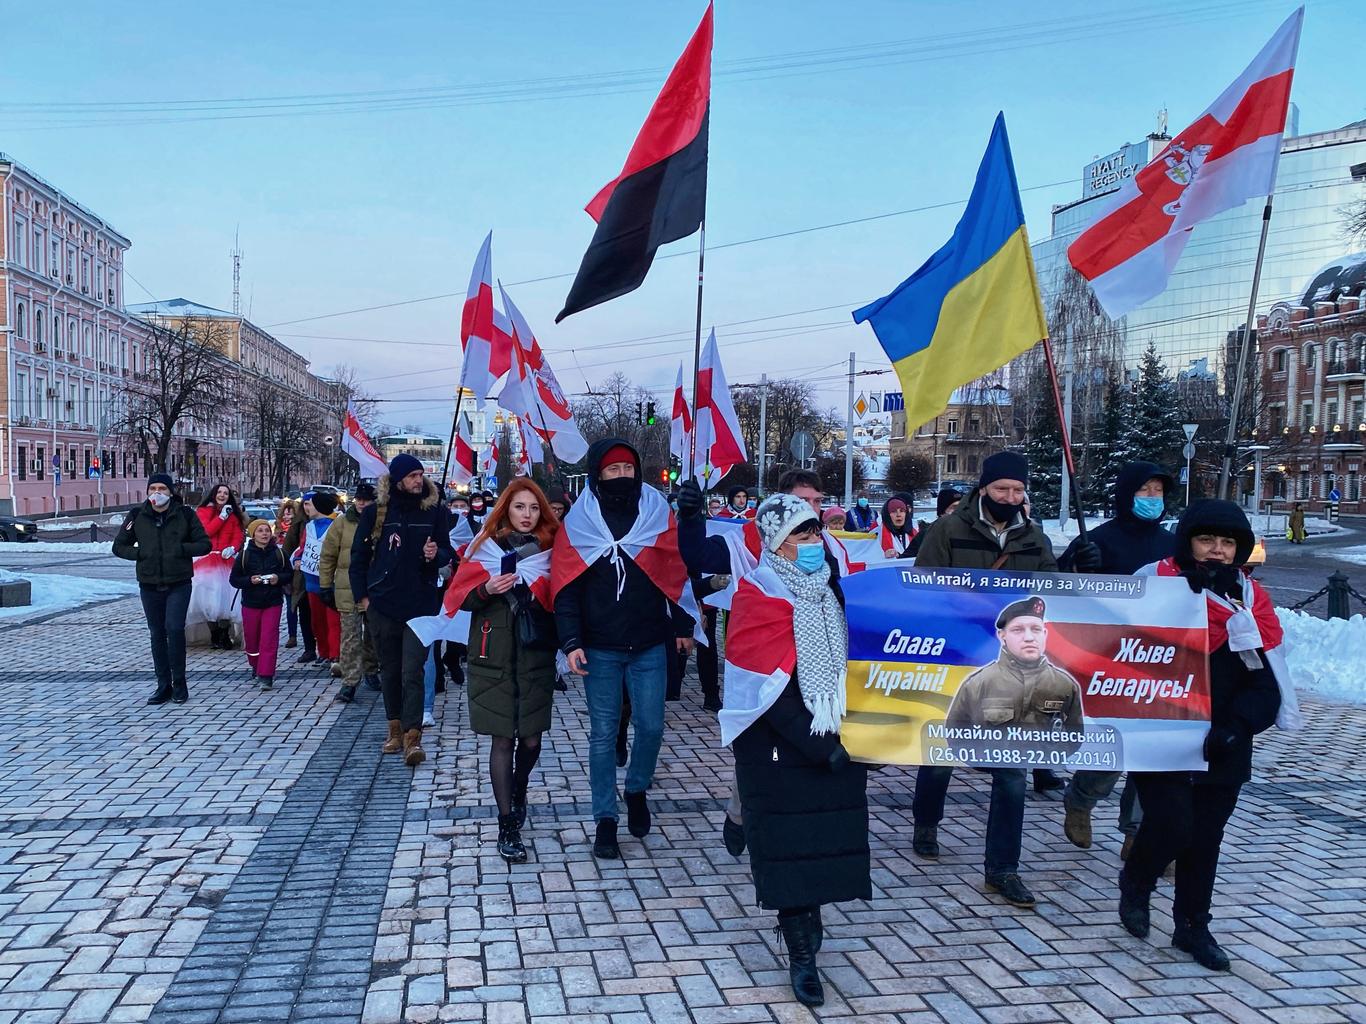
[979,451,1029,489]
[936,487,962,516]
[353,482,377,501]
[148,472,175,492]
[310,491,339,516]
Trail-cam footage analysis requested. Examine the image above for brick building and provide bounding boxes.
[1252,251,1366,511]
[894,385,1014,491]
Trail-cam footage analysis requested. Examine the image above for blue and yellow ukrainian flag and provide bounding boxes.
[852,113,1047,432]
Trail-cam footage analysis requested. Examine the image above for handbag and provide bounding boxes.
[514,594,558,651]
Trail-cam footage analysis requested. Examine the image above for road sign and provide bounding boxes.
[1183,423,1199,441]
[1182,441,1196,461]
[852,393,868,420]
[790,430,815,463]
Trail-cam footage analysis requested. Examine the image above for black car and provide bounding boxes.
[0,514,39,542]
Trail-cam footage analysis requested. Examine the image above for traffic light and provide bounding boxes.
[636,401,643,424]
[668,468,679,482]
[646,400,657,426]
[659,469,669,484]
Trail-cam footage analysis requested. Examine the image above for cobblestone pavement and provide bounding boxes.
[0,560,1363,1022]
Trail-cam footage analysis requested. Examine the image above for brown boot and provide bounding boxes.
[382,720,402,754]
[403,728,425,767]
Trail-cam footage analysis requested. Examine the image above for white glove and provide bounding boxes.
[219,505,232,520]
[221,546,236,561]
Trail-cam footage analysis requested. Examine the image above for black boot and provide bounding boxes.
[171,680,189,705]
[777,911,824,1008]
[207,624,223,650]
[702,692,722,713]
[912,824,940,859]
[593,819,620,860]
[624,790,651,838]
[497,813,527,865]
[1118,871,1151,938]
[812,906,824,955]
[146,682,172,705]
[1172,918,1230,971]
[510,777,528,830]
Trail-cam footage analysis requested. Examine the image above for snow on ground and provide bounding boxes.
[13,541,115,552]
[1277,608,1366,704]
[0,571,137,621]
[1330,545,1366,567]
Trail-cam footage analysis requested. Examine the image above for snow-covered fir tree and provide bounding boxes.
[1122,341,1186,475]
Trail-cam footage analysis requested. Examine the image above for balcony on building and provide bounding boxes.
[1325,356,1366,382]
[1322,424,1366,451]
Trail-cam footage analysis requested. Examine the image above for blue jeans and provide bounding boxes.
[583,644,667,821]
[914,765,1027,877]
[423,646,437,716]
[139,582,192,688]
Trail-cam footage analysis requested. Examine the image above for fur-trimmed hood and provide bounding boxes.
[375,473,442,510]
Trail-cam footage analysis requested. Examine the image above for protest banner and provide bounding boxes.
[840,566,1210,772]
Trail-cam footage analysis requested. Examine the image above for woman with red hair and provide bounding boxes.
[450,479,561,864]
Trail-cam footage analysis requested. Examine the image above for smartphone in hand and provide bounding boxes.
[500,551,518,575]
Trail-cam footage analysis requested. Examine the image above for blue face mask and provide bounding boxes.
[1133,495,1165,521]
[793,543,826,574]
[857,498,869,508]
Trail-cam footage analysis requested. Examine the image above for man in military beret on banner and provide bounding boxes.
[947,597,1085,734]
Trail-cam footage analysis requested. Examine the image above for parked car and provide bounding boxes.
[0,515,38,542]
[243,503,277,523]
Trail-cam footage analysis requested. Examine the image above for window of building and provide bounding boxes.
[968,416,981,435]
[15,302,25,339]
[1354,398,1365,430]
[17,445,26,482]
[13,218,26,265]
[1351,471,1361,502]
[1302,401,1315,428]
[1330,339,1345,369]
[947,418,959,435]
[1269,404,1286,433]
[33,228,43,272]
[84,325,92,357]
[1327,399,1339,428]
[35,377,46,420]
[14,372,27,419]
[1304,344,1317,370]
[1298,473,1309,499]
[51,239,59,277]
[83,387,92,425]
[36,445,45,481]
[1272,474,1285,498]
[53,317,62,353]
[946,454,958,474]
[967,455,979,474]
[33,308,43,347]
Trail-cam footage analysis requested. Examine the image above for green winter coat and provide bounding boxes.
[913,488,1058,572]
[462,567,558,739]
[319,504,362,612]
[112,497,213,586]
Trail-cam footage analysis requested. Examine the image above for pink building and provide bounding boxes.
[1,154,153,517]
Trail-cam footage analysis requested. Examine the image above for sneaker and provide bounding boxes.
[259,676,274,691]
[421,712,436,728]
[285,637,297,649]
[593,819,620,860]
[298,652,317,665]
[1173,922,1231,972]
[624,790,651,838]
[722,815,746,857]
[335,685,356,703]
[1064,806,1093,849]
[985,872,1037,909]
[912,825,940,860]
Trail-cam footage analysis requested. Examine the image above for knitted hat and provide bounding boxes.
[756,493,819,552]
[822,506,847,525]
[936,487,962,516]
[995,596,1046,629]
[310,491,339,516]
[148,472,175,492]
[246,518,274,540]
[885,497,908,515]
[353,481,377,501]
[597,445,635,474]
[979,451,1029,489]
[388,452,423,481]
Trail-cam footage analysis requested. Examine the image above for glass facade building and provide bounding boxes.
[1032,118,1366,378]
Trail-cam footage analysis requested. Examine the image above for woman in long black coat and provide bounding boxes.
[726,494,870,1009]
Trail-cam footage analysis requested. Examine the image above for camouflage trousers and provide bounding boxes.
[337,609,379,686]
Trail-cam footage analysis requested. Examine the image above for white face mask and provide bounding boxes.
[149,492,171,509]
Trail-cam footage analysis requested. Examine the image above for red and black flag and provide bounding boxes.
[556,3,712,323]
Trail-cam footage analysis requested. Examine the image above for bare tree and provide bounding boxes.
[886,451,935,494]
[115,318,236,474]
[1343,196,1366,246]
[571,372,669,476]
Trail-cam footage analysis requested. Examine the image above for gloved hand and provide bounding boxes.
[1073,541,1103,572]
[1203,725,1240,761]
[221,546,236,561]
[219,505,232,520]
[321,588,336,610]
[676,480,705,519]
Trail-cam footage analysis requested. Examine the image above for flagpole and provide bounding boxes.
[439,388,467,493]
[1218,194,1274,501]
[1040,337,1088,542]
[688,219,706,483]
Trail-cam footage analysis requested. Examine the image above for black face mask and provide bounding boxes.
[597,476,637,503]
[982,494,1024,525]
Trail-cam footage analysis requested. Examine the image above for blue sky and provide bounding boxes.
[3,0,1361,432]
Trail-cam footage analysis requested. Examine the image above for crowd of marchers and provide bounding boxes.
[110,439,1286,1009]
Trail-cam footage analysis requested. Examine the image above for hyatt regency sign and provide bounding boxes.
[1082,142,1149,200]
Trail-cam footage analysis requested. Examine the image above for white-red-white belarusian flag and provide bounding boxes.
[459,232,514,405]
[670,362,692,467]
[550,484,705,643]
[514,415,543,477]
[450,421,477,486]
[496,283,589,463]
[1068,8,1302,318]
[340,401,387,479]
[478,435,499,479]
[407,534,553,647]
[718,565,800,744]
[691,329,747,487]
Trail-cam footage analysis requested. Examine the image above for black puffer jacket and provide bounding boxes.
[350,475,453,622]
[553,438,692,654]
[112,497,212,586]
[1168,500,1281,786]
[229,541,289,609]
[1059,461,1176,575]
[731,574,871,911]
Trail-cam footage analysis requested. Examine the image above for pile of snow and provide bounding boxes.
[0,571,138,620]
[1276,608,1366,704]
[0,569,20,584]
[21,541,115,553]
